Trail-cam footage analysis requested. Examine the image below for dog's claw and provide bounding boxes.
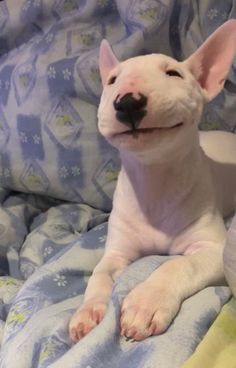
[69,300,107,343]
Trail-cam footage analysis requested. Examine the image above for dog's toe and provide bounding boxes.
[69,299,107,343]
[120,305,153,340]
[148,308,175,335]
[120,281,180,340]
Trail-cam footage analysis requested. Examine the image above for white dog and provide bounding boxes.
[69,20,236,342]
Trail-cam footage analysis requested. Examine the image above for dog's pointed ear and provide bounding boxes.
[183,20,236,101]
[99,39,119,86]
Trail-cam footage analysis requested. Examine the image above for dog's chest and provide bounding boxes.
[128,217,176,255]
[113,179,194,256]
[110,161,215,257]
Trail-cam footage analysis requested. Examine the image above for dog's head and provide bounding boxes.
[98,20,236,162]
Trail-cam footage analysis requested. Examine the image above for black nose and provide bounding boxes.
[113,93,147,129]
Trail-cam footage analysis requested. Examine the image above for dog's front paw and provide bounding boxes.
[120,281,180,341]
[69,299,107,343]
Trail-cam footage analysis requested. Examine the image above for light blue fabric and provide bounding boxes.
[224,214,236,298]
[0,0,235,367]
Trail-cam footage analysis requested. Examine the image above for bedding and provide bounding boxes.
[182,298,236,368]
[0,0,235,367]
[224,211,236,299]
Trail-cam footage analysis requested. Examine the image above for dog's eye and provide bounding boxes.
[166,70,183,78]
[108,75,117,85]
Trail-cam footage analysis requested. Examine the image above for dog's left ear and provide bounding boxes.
[99,39,119,86]
[183,20,236,101]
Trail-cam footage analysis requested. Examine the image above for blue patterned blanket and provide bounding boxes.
[0,1,235,367]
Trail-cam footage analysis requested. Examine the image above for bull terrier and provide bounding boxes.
[69,20,236,342]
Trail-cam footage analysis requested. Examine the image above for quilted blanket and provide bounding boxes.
[0,1,235,367]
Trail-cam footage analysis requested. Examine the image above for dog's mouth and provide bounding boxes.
[118,122,184,138]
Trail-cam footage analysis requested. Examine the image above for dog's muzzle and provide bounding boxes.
[113,93,147,130]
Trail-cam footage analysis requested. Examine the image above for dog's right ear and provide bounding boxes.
[99,40,119,86]
[183,20,236,101]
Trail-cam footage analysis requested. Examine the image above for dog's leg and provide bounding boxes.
[120,245,225,341]
[69,251,130,342]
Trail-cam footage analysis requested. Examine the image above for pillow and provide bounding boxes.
[0,1,125,212]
